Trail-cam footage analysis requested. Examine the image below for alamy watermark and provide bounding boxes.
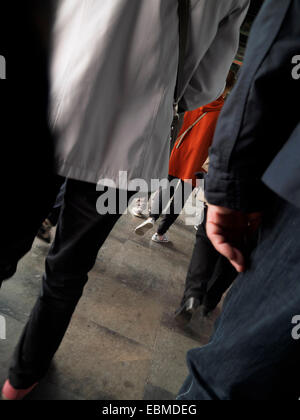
[291,316,300,340]
[292,55,300,80]
[0,315,6,340]
[0,55,6,80]
[96,171,205,226]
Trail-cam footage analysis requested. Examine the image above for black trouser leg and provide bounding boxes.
[150,175,178,222]
[0,175,62,287]
[157,180,191,236]
[182,207,237,310]
[9,180,134,388]
[47,180,67,226]
[203,255,237,312]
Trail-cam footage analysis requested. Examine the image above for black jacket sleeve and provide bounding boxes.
[205,0,300,212]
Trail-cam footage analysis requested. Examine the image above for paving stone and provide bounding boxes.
[146,326,201,396]
[0,213,217,400]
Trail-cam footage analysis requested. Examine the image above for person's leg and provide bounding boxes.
[149,176,178,222]
[47,180,67,227]
[135,176,178,236]
[157,180,191,236]
[178,207,221,304]
[8,180,131,388]
[0,175,62,286]
[178,195,300,400]
[202,255,237,316]
[175,207,224,322]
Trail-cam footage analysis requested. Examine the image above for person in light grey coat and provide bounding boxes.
[3,0,250,398]
[51,0,250,189]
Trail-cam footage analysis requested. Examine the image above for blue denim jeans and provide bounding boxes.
[178,194,300,400]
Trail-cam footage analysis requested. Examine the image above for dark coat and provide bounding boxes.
[206,0,300,212]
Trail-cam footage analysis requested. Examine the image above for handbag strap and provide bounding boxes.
[174,0,190,112]
[176,112,208,149]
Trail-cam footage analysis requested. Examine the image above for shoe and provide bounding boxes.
[131,198,148,218]
[132,207,146,218]
[1,380,38,400]
[151,233,169,243]
[37,219,53,244]
[174,297,200,326]
[135,217,155,236]
[202,298,219,318]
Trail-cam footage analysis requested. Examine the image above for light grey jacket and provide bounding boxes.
[51,0,249,189]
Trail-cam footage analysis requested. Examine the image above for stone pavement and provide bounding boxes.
[0,213,221,400]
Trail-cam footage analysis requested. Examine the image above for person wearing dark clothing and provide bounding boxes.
[0,2,60,286]
[5,181,135,394]
[151,176,192,240]
[134,175,193,242]
[175,206,237,324]
[135,93,227,242]
[178,0,300,400]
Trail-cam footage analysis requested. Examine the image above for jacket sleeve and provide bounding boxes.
[205,0,300,212]
[180,0,250,111]
[262,122,300,209]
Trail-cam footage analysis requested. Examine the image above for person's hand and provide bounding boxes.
[206,205,262,273]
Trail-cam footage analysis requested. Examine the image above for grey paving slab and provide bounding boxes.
[78,282,163,349]
[51,314,152,400]
[0,213,218,400]
[146,326,200,396]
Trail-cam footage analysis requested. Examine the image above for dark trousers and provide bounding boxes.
[9,179,135,388]
[182,207,237,312]
[150,175,191,236]
[0,176,61,286]
[178,195,300,400]
[47,180,67,226]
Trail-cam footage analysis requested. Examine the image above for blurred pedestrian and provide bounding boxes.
[178,0,300,400]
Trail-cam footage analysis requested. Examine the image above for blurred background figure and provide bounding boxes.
[135,71,236,244]
[172,71,240,323]
[0,1,60,286]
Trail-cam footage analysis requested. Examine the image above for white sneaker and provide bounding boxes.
[135,218,155,236]
[151,233,169,243]
[131,197,148,218]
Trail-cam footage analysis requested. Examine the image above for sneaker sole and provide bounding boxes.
[152,237,169,244]
[132,213,145,219]
[135,222,154,236]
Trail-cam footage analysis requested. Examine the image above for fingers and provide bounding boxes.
[207,223,246,272]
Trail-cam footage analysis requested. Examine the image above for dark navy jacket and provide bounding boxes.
[206,0,300,212]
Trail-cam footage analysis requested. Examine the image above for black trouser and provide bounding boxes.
[150,175,192,236]
[9,179,135,388]
[47,180,67,226]
[0,176,61,287]
[182,207,237,312]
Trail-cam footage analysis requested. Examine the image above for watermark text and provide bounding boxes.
[0,315,6,340]
[292,55,300,80]
[291,315,300,340]
[0,55,6,80]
